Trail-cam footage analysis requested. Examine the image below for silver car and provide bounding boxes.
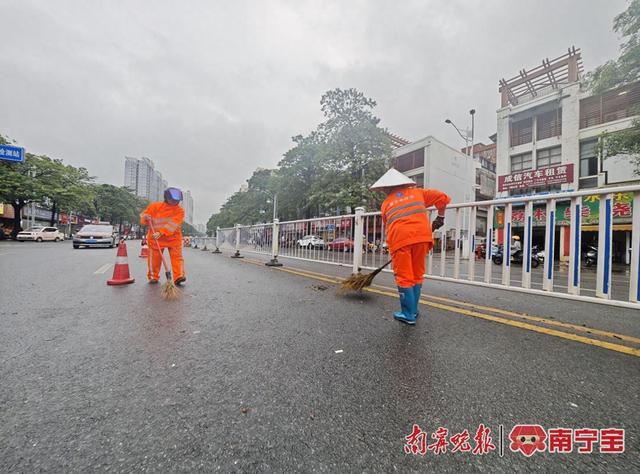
[73,225,117,249]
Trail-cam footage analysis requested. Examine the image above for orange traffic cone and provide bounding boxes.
[139,238,149,258]
[107,241,135,285]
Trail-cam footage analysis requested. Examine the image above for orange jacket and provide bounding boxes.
[140,202,184,247]
[381,186,451,253]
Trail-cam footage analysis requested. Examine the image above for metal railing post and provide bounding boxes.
[484,205,494,284]
[427,210,434,275]
[352,207,365,274]
[596,194,613,299]
[502,203,512,286]
[454,208,461,279]
[568,197,581,294]
[468,206,476,281]
[231,224,243,258]
[212,226,222,253]
[630,192,640,302]
[522,201,533,289]
[440,227,447,278]
[543,199,556,292]
[201,235,208,251]
[266,218,283,267]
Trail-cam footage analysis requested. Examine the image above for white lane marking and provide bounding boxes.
[334,349,343,354]
[94,263,113,274]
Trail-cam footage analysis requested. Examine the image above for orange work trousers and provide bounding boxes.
[391,242,429,288]
[147,245,185,282]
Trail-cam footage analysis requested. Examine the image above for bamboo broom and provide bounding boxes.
[147,220,182,300]
[339,260,391,293]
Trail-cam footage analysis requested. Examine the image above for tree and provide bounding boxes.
[36,157,95,226]
[588,0,640,171]
[182,221,199,236]
[207,168,277,229]
[206,88,393,229]
[0,135,61,238]
[587,0,640,93]
[306,88,391,214]
[93,184,146,233]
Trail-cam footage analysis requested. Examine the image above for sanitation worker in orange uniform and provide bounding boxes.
[371,169,451,325]
[140,187,186,285]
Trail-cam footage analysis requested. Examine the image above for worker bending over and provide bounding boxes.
[140,187,186,285]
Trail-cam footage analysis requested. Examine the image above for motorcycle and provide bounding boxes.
[492,244,541,268]
[584,246,598,267]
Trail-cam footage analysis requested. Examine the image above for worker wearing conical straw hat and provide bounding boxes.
[370,168,450,325]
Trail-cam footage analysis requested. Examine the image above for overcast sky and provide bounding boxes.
[0,0,629,223]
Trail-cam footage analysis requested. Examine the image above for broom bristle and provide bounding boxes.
[161,281,182,300]
[338,272,376,293]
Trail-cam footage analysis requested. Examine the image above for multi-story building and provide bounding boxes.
[123,157,167,202]
[124,157,138,194]
[495,47,640,263]
[392,135,478,254]
[463,140,497,202]
[182,190,194,225]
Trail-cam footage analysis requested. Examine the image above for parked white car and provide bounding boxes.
[296,235,325,249]
[17,226,64,242]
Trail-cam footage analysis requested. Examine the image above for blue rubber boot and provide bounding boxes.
[413,284,422,318]
[394,287,416,325]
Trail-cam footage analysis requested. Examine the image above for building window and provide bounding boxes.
[511,152,532,172]
[411,174,424,187]
[536,108,562,140]
[537,146,562,168]
[579,139,599,188]
[579,82,640,129]
[510,117,533,146]
[394,148,425,172]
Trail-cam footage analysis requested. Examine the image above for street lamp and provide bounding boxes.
[445,109,477,260]
[444,118,469,151]
[444,108,476,158]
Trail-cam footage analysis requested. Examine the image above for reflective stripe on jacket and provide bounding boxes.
[381,186,451,253]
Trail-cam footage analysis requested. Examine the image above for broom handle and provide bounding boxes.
[147,220,172,277]
[373,260,392,274]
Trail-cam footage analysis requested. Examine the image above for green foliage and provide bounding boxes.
[587,0,640,93]
[182,221,200,236]
[1,132,148,236]
[208,168,278,228]
[93,184,147,225]
[587,1,640,171]
[602,118,640,173]
[207,88,392,232]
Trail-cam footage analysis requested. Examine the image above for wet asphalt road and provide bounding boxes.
[0,241,638,472]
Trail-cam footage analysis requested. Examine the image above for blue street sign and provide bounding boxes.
[0,145,25,163]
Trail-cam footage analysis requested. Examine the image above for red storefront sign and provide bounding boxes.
[498,164,574,192]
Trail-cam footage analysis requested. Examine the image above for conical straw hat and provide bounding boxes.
[370,168,416,189]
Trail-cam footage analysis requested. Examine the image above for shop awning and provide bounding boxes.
[581,224,632,232]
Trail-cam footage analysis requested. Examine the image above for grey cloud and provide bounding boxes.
[0,0,628,223]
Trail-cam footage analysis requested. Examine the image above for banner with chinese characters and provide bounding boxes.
[494,192,633,228]
[498,164,574,192]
